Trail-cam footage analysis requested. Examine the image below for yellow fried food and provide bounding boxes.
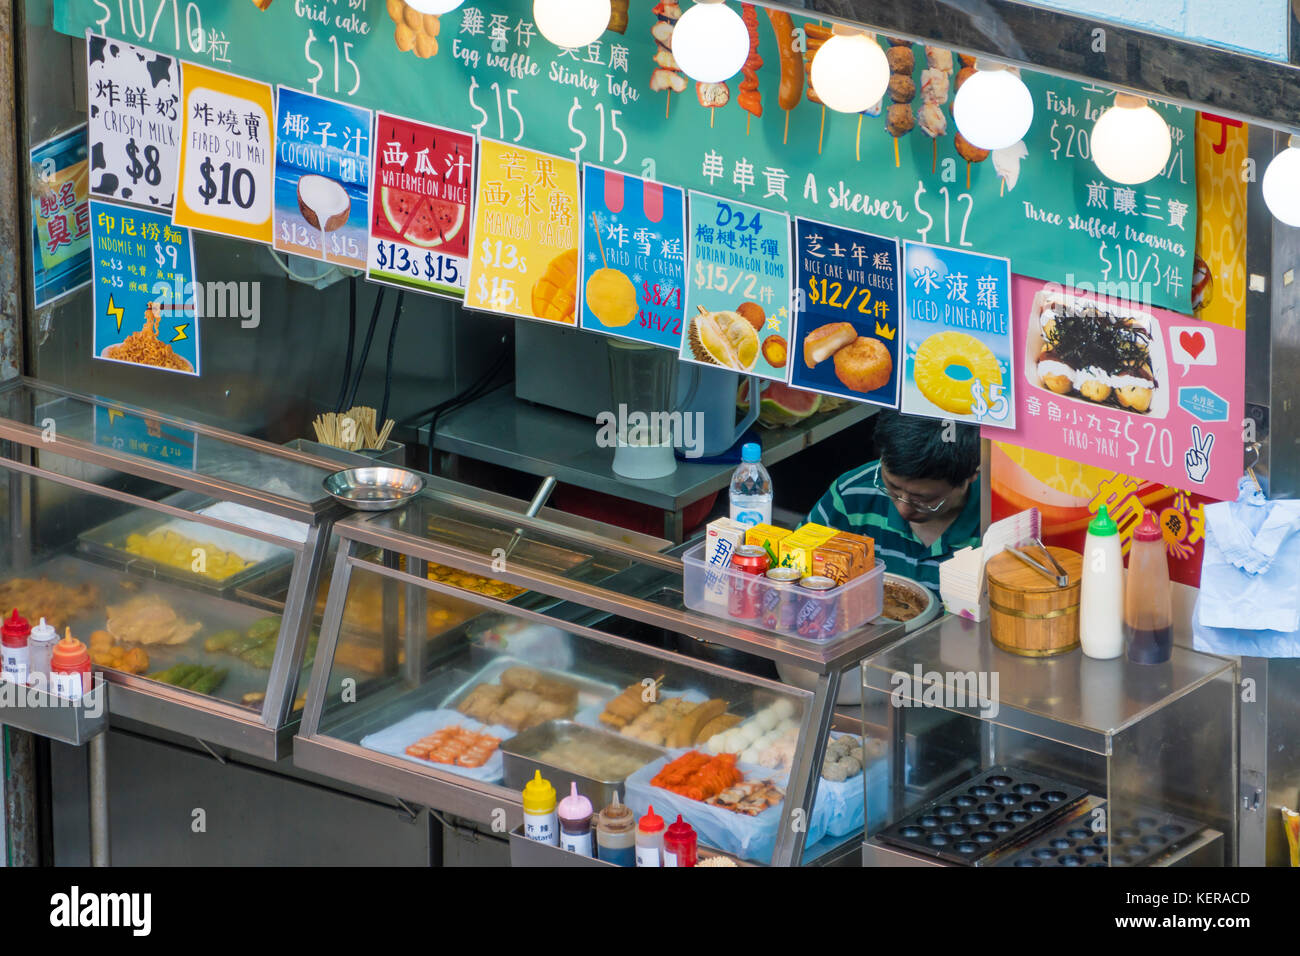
[585,268,638,327]
[531,249,580,323]
[124,529,253,580]
[913,331,1002,416]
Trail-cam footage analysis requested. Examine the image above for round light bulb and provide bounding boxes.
[1263,142,1300,227]
[1091,94,1172,185]
[534,0,611,50]
[672,1,749,83]
[405,0,465,13]
[809,32,890,114]
[952,68,1034,150]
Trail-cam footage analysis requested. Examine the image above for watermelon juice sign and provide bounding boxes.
[366,111,474,299]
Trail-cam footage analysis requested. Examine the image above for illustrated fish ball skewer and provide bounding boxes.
[884,39,916,166]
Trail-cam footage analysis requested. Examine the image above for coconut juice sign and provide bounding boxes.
[273,87,372,270]
[366,111,474,300]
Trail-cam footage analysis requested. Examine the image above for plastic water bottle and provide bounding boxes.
[729,442,772,528]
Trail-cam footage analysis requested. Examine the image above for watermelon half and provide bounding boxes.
[737,380,822,426]
[379,187,466,251]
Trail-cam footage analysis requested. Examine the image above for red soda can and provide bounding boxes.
[728,545,770,619]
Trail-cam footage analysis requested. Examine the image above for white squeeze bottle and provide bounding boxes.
[729,443,772,528]
[27,617,58,691]
[1079,506,1123,659]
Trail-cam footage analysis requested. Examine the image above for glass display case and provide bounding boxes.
[296,489,905,865]
[0,378,344,758]
[860,615,1238,867]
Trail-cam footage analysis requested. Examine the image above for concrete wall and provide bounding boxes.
[1027,0,1289,60]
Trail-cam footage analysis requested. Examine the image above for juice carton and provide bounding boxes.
[746,524,792,565]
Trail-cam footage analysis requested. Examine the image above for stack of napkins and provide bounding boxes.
[940,545,987,621]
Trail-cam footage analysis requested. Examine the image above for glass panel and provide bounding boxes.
[0,454,309,711]
[318,562,811,864]
[0,382,337,508]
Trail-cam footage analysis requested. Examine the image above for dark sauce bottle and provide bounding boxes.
[1124,510,1172,664]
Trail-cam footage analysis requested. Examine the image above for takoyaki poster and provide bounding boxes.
[580,165,687,349]
[900,241,1014,428]
[273,87,371,269]
[55,1,1198,315]
[681,190,792,383]
[464,139,580,324]
[791,219,900,408]
[986,276,1245,502]
[86,33,180,212]
[367,112,474,300]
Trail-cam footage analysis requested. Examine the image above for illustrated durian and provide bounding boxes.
[689,307,759,371]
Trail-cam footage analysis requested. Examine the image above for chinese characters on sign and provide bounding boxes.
[367,111,475,300]
[901,240,1014,427]
[791,219,901,408]
[580,165,687,349]
[86,33,180,211]
[273,87,372,269]
[30,125,92,308]
[173,63,274,244]
[681,190,792,384]
[465,138,580,324]
[90,199,200,376]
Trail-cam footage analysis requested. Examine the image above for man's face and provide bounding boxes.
[878,464,969,524]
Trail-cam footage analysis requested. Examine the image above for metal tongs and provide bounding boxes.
[1004,539,1070,587]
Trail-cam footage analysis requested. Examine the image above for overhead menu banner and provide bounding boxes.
[681,190,791,383]
[173,62,274,244]
[55,0,1199,313]
[273,87,372,269]
[465,139,580,324]
[86,33,180,211]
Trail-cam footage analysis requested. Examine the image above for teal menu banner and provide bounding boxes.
[56,0,1197,313]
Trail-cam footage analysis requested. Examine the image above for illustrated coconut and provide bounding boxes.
[297,174,351,233]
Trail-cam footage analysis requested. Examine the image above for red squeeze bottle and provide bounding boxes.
[663,814,698,867]
[50,629,92,700]
[1,609,31,684]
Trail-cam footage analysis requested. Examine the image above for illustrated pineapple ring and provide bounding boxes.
[913,331,1002,416]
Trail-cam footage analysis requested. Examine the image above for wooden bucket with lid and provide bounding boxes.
[985,546,1083,657]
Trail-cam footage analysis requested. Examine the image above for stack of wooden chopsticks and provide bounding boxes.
[311,406,395,452]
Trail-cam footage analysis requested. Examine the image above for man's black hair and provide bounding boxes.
[873,411,980,487]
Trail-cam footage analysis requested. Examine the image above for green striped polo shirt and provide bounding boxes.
[807,459,981,591]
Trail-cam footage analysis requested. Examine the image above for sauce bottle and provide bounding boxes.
[50,629,91,700]
[1,609,30,685]
[1079,506,1123,659]
[521,770,558,845]
[557,782,594,857]
[27,618,57,692]
[663,814,698,867]
[595,794,636,866]
[635,804,665,867]
[1125,510,1173,664]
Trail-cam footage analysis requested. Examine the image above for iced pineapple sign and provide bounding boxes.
[465,139,580,325]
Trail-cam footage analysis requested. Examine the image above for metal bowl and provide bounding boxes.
[323,467,425,511]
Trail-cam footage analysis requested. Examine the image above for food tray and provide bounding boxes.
[78,509,294,595]
[998,802,1203,867]
[681,542,884,642]
[501,719,666,808]
[360,708,514,783]
[1023,289,1170,420]
[876,765,1088,865]
[438,654,618,714]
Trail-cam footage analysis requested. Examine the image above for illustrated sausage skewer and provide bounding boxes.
[885,39,915,167]
[765,7,804,145]
[952,57,990,189]
[651,1,687,118]
[738,3,763,135]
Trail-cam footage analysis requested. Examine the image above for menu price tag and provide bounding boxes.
[791,219,901,407]
[273,87,372,269]
[580,166,687,349]
[366,111,475,300]
[901,240,1015,428]
[173,63,274,244]
[90,198,200,376]
[93,405,197,471]
[681,190,792,383]
[465,139,580,324]
[30,125,92,308]
[985,277,1244,502]
[86,33,180,211]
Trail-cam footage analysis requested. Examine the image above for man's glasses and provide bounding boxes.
[873,469,948,513]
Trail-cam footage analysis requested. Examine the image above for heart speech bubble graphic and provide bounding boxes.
[1168,325,1217,374]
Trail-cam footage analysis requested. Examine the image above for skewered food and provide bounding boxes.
[696,82,730,109]
[765,8,803,111]
[599,681,655,729]
[737,3,764,118]
[888,74,916,103]
[651,1,687,96]
[886,104,916,137]
[707,779,785,815]
[885,46,914,73]
[802,22,833,105]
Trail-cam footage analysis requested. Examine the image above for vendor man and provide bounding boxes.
[808,412,980,591]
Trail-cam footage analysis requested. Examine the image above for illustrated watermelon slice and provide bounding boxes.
[380,186,422,238]
[737,380,822,426]
[404,197,466,250]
